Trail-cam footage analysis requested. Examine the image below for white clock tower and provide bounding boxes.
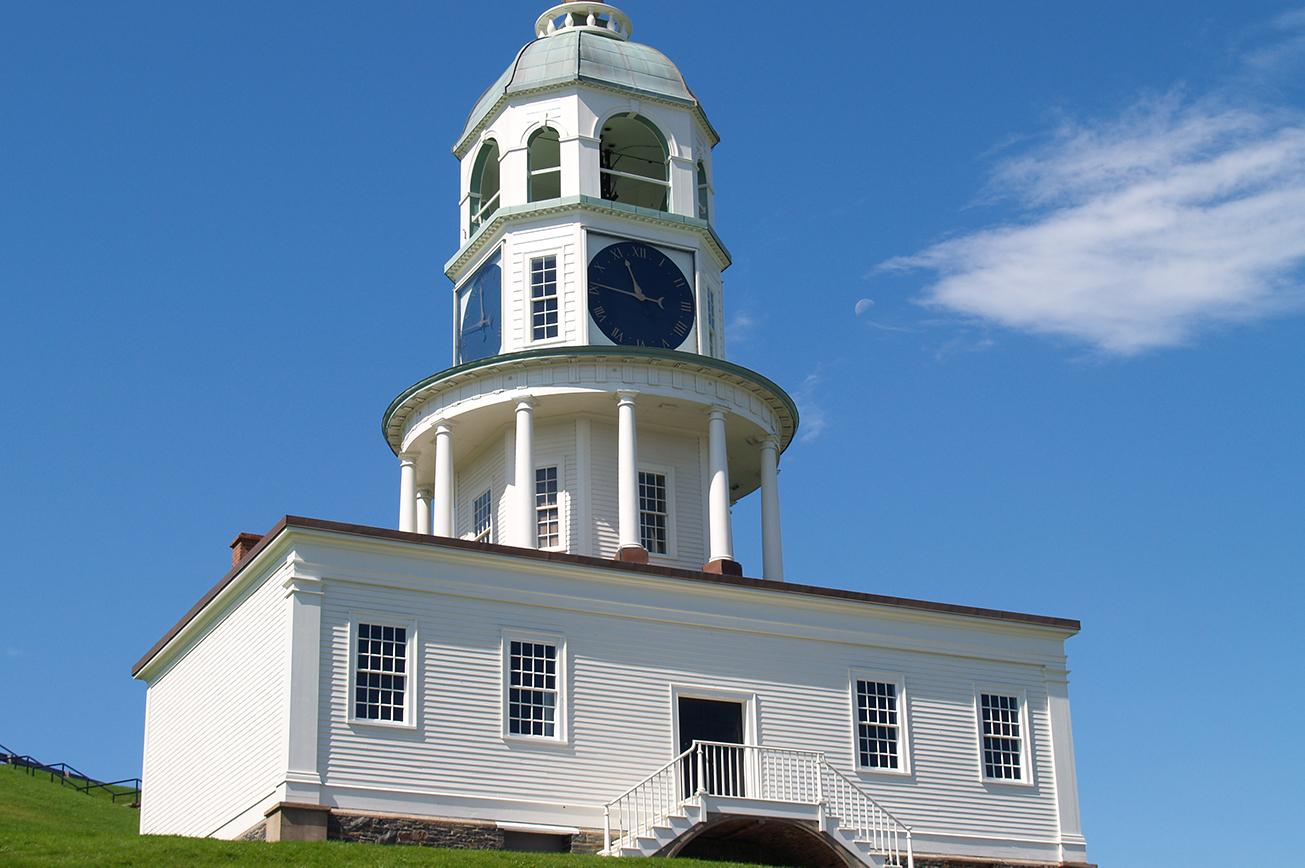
[383,1,796,578]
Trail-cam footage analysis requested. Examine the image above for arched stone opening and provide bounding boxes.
[663,816,856,868]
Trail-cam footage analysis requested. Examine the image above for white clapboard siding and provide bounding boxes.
[456,436,503,541]
[139,564,288,838]
[313,547,1064,849]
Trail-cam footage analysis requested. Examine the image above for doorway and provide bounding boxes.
[678,697,745,797]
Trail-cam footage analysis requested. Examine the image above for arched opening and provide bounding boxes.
[527,127,562,202]
[599,114,669,211]
[469,139,501,232]
[696,160,710,221]
[666,816,854,867]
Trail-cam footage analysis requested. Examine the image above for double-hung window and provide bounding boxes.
[507,638,560,739]
[852,674,908,773]
[638,470,669,555]
[353,622,410,724]
[472,489,493,542]
[535,466,560,548]
[979,692,1026,781]
[530,255,559,342]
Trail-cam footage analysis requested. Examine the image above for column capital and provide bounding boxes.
[398,451,420,466]
[759,435,780,452]
[416,486,434,500]
[616,389,639,405]
[434,418,455,434]
[514,394,537,411]
[707,405,729,422]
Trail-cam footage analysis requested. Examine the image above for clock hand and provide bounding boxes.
[623,259,649,300]
[594,282,665,308]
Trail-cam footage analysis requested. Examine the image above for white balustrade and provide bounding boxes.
[602,740,913,866]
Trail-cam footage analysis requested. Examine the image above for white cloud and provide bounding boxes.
[792,368,828,444]
[882,95,1305,355]
[726,310,759,344]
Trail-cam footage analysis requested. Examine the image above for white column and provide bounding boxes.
[398,452,418,532]
[759,436,784,580]
[616,391,644,558]
[415,487,433,536]
[706,407,735,565]
[1045,667,1089,863]
[433,422,455,537]
[282,560,323,805]
[514,396,536,548]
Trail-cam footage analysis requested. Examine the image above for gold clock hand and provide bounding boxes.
[623,259,648,300]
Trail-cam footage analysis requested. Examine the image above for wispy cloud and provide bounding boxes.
[879,16,1305,357]
[726,310,759,345]
[792,368,828,444]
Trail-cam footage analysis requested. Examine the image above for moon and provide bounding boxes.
[854,298,875,316]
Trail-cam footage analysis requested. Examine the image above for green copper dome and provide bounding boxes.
[455,28,715,155]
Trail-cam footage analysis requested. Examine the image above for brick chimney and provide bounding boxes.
[229,532,263,567]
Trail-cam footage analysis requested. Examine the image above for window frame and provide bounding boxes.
[500,629,568,746]
[346,612,418,731]
[636,462,676,559]
[527,126,562,203]
[533,457,566,551]
[973,685,1034,787]
[472,487,493,542]
[848,669,911,777]
[528,253,561,344]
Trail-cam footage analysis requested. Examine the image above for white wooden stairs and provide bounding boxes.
[602,741,913,867]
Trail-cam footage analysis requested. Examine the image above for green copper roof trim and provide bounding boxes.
[444,195,731,279]
[381,346,800,455]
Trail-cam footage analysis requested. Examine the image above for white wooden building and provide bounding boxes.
[133,4,1090,866]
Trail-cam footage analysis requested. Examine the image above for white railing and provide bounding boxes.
[603,741,913,866]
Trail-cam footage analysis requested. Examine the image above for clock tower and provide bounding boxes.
[383,1,796,577]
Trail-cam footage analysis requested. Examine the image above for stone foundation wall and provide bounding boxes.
[329,811,504,849]
[569,827,605,854]
[237,820,266,842]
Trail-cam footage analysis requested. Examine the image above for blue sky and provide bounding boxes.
[2,2,1303,864]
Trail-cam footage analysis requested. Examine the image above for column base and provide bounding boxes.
[616,545,649,564]
[702,558,743,576]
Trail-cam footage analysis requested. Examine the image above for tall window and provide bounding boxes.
[638,471,668,554]
[508,639,558,737]
[469,139,500,232]
[527,127,561,202]
[530,255,559,341]
[979,693,1024,781]
[696,160,710,220]
[354,623,407,723]
[473,489,493,542]
[535,466,560,548]
[855,680,900,770]
[599,114,668,211]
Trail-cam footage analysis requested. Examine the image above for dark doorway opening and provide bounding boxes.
[678,697,744,797]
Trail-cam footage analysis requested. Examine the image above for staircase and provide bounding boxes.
[602,741,913,867]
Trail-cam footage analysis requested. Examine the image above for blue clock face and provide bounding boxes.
[458,253,501,363]
[588,239,695,349]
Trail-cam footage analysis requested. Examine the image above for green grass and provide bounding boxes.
[0,767,760,866]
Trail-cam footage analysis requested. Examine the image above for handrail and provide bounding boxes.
[1,744,141,806]
[602,740,913,866]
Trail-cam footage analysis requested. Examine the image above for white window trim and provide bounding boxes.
[346,612,418,731]
[637,462,677,560]
[472,487,494,542]
[500,629,569,746]
[973,685,1034,787]
[667,684,758,757]
[533,455,567,552]
[524,250,567,348]
[848,669,911,777]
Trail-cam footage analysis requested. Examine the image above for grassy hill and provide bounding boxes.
[0,767,757,866]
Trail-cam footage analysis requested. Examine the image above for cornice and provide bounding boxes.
[380,346,799,456]
[443,195,731,280]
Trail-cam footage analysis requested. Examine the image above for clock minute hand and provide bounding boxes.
[595,281,665,309]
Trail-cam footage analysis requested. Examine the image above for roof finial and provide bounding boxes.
[535,2,632,41]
